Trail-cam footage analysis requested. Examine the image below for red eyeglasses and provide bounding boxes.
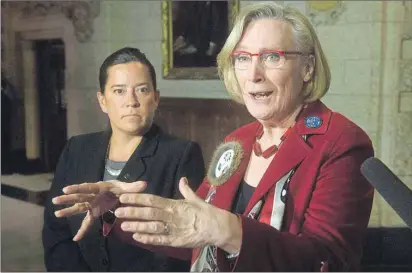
[230,50,311,70]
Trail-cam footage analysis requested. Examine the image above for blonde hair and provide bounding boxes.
[217,2,331,104]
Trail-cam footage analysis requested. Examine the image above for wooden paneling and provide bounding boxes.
[154,98,254,165]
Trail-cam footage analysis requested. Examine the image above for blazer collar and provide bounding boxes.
[85,124,161,182]
[128,124,160,159]
[116,124,160,182]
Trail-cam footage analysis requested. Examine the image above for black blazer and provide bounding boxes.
[42,124,205,271]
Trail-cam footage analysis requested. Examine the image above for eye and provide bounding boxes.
[136,86,149,93]
[264,52,281,63]
[235,54,251,63]
[113,88,125,94]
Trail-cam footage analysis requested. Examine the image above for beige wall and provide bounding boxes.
[2,1,411,227]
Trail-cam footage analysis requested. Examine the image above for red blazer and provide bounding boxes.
[113,100,374,271]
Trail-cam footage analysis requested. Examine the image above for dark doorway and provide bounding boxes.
[34,39,67,172]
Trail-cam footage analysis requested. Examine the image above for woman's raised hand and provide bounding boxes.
[53,180,146,241]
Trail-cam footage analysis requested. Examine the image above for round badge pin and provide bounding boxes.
[304,116,322,128]
[215,149,235,178]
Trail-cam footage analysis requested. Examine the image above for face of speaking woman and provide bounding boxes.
[232,19,314,127]
[96,61,160,136]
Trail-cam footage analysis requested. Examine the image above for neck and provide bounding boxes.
[259,104,304,144]
[108,130,144,161]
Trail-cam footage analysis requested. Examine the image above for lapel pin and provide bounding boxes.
[305,116,323,129]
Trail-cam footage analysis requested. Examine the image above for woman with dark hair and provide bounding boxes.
[42,47,205,272]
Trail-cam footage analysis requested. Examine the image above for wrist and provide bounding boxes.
[214,209,242,254]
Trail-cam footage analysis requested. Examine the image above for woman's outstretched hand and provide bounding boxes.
[116,177,242,254]
[52,181,147,241]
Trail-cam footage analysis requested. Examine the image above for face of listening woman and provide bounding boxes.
[233,19,313,124]
[97,61,159,136]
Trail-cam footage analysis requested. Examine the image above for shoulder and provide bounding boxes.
[65,131,108,151]
[69,131,106,142]
[300,101,373,158]
[328,112,371,143]
[295,100,372,146]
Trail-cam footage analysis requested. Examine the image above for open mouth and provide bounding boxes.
[249,91,273,100]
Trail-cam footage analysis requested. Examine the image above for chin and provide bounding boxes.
[250,112,274,121]
[119,123,146,135]
[245,105,273,120]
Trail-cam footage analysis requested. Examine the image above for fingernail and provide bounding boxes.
[115,209,124,217]
[52,198,57,204]
[121,222,130,229]
[62,187,68,194]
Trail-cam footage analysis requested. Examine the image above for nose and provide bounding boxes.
[246,58,265,83]
[125,88,140,107]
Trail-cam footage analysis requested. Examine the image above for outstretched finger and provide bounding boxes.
[109,181,147,195]
[63,182,113,195]
[52,194,96,205]
[73,212,93,241]
[62,181,147,196]
[121,221,168,234]
[55,202,89,218]
[132,233,177,247]
[119,193,174,210]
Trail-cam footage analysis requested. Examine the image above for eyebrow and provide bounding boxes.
[110,84,126,89]
[110,83,149,89]
[235,46,285,52]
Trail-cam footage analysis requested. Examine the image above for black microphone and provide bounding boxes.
[204,141,244,203]
[360,157,412,229]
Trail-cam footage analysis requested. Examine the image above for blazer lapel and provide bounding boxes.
[245,129,312,214]
[117,125,159,185]
[211,123,258,211]
[244,101,332,214]
[87,131,110,182]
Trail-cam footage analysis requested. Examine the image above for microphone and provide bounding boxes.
[204,141,244,203]
[360,157,412,229]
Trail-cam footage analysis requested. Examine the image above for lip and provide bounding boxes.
[248,91,273,95]
[246,91,274,102]
[122,114,140,118]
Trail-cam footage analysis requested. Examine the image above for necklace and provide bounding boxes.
[253,126,291,158]
[104,140,123,177]
[253,106,306,158]
[105,165,122,177]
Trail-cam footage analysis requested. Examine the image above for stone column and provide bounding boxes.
[21,40,41,160]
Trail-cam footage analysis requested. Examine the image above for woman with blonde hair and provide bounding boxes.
[53,2,374,271]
